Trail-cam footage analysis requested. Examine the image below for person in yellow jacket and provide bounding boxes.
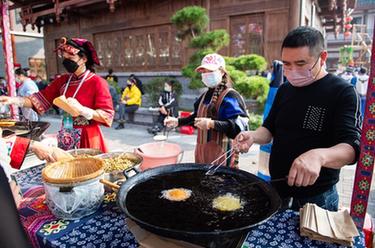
[115,78,142,129]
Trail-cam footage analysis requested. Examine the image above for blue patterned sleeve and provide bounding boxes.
[218,96,247,120]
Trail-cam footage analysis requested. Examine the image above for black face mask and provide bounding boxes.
[62,58,79,73]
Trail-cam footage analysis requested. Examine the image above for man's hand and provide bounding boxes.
[194,118,214,130]
[233,131,254,153]
[288,149,323,187]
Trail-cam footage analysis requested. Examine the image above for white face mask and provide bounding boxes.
[164,84,172,92]
[201,70,222,88]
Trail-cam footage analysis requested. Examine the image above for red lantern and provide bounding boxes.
[345,23,353,30]
[345,16,353,22]
[344,31,352,37]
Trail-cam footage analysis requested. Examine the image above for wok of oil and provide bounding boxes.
[126,170,275,232]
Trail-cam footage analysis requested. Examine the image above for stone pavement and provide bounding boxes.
[21,115,374,216]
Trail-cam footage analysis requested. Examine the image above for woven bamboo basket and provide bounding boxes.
[42,157,104,185]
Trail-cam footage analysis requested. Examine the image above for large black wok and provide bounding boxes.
[116,163,281,248]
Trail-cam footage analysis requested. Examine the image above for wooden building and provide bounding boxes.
[9,0,355,79]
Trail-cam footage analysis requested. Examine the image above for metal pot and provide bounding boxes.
[95,152,143,186]
[67,148,103,157]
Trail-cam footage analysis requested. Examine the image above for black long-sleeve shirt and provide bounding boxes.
[263,74,361,198]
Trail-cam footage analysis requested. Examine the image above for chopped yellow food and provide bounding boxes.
[212,193,243,212]
[161,188,192,202]
[102,154,135,173]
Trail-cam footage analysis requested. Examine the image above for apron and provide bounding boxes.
[194,88,239,168]
[57,71,90,151]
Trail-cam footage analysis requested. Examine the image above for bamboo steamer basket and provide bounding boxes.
[42,157,104,184]
[42,157,105,219]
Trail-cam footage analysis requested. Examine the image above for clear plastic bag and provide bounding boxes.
[44,175,104,219]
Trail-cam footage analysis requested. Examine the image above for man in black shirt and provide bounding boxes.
[235,26,361,211]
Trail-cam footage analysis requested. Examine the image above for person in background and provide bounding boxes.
[115,77,142,129]
[35,75,48,91]
[129,74,145,95]
[234,26,361,211]
[356,67,369,117]
[147,79,179,135]
[0,77,7,96]
[165,53,248,167]
[105,69,121,120]
[105,68,118,84]
[15,68,39,121]
[107,80,119,119]
[341,67,356,86]
[257,60,284,181]
[0,78,9,116]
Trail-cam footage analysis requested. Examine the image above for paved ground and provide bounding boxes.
[21,115,375,217]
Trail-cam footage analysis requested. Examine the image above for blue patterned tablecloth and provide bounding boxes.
[242,210,365,248]
[13,164,365,248]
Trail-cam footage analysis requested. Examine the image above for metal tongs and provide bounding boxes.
[205,147,237,176]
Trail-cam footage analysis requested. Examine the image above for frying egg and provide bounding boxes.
[161,188,192,202]
[212,193,243,212]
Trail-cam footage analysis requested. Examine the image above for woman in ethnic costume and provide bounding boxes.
[0,37,114,152]
[165,53,248,167]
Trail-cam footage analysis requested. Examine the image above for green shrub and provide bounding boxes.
[232,54,268,72]
[226,65,247,85]
[248,112,263,130]
[145,77,183,105]
[171,4,269,112]
[172,6,231,89]
[190,30,229,50]
[224,56,236,67]
[171,6,208,39]
[234,76,269,105]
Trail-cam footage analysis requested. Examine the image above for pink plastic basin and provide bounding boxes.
[135,142,183,171]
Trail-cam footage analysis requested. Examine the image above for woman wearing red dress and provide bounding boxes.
[0,37,114,152]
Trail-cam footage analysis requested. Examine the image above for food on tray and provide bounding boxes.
[212,193,243,212]
[161,188,192,202]
[102,154,136,173]
[53,95,80,117]
[0,119,16,127]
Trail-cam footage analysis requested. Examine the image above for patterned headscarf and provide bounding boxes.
[55,37,100,66]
